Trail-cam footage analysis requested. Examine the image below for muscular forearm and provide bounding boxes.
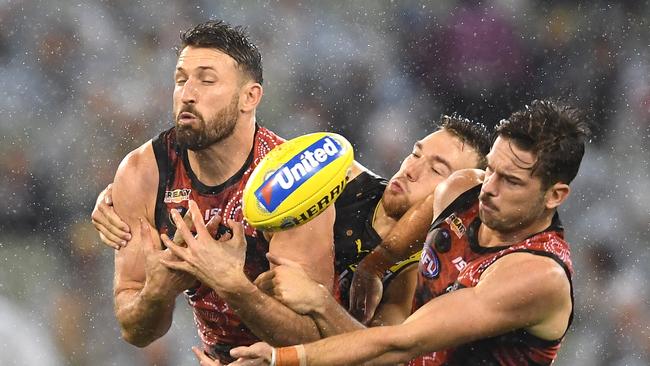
[114,286,176,347]
[310,294,366,337]
[381,198,432,263]
[360,198,433,278]
[216,279,322,346]
[299,325,413,366]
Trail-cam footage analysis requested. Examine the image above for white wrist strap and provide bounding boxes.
[296,344,307,366]
[270,347,277,366]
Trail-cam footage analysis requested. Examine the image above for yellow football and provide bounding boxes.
[243,132,354,231]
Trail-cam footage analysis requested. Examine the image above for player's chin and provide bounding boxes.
[382,196,409,218]
[478,210,505,231]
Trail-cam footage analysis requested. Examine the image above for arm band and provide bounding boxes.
[275,345,307,366]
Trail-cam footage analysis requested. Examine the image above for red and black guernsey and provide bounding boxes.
[409,185,574,366]
[151,125,284,362]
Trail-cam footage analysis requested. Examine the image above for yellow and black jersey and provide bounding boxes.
[333,171,420,306]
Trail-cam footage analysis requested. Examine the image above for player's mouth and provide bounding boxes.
[388,180,405,194]
[479,197,498,213]
[178,112,199,126]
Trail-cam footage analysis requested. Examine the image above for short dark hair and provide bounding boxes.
[179,20,263,84]
[439,114,491,169]
[496,99,590,188]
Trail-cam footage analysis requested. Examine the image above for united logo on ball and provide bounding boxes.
[243,132,354,231]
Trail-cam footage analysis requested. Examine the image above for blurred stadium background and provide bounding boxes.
[0,0,648,365]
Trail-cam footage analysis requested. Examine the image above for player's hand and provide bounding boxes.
[91,183,132,249]
[140,218,197,300]
[192,346,224,366]
[349,262,384,324]
[229,342,274,365]
[160,200,248,294]
[254,253,329,315]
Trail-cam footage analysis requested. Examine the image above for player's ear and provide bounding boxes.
[544,182,570,210]
[239,80,263,113]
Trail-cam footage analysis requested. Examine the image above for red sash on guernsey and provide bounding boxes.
[151,125,285,362]
[410,185,574,366]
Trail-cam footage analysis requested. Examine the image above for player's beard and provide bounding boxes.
[175,94,239,151]
[381,190,410,219]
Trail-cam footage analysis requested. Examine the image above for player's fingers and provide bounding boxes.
[229,346,261,359]
[189,200,210,237]
[172,209,195,246]
[97,226,125,249]
[140,218,155,253]
[192,346,222,366]
[205,215,221,238]
[96,198,131,239]
[227,219,245,243]
[219,230,233,241]
[103,183,113,204]
[159,257,194,274]
[253,271,275,293]
[265,252,301,268]
[256,280,274,296]
[161,233,191,262]
[102,204,131,236]
[183,206,196,231]
[230,342,273,361]
[362,296,379,324]
[170,208,196,246]
[348,290,364,319]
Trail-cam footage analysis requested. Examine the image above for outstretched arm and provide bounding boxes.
[232,251,572,365]
[256,255,416,337]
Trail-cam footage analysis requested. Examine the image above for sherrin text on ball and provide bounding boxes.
[243,132,354,231]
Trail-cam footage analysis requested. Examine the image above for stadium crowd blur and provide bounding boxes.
[0,0,648,365]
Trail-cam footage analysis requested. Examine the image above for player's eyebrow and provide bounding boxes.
[415,141,453,172]
[175,66,217,72]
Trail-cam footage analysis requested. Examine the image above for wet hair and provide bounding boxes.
[439,114,491,169]
[496,99,590,188]
[178,20,263,84]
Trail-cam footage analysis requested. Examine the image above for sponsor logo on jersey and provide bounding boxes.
[255,136,343,212]
[445,213,466,238]
[419,245,441,279]
[164,188,191,203]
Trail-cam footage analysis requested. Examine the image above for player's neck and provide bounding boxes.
[372,202,398,239]
[186,118,256,186]
[478,212,554,248]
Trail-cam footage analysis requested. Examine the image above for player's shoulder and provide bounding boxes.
[484,252,567,278]
[256,125,286,145]
[119,140,156,173]
[114,140,159,195]
[433,169,484,217]
[339,161,387,202]
[481,251,570,299]
[348,160,386,181]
